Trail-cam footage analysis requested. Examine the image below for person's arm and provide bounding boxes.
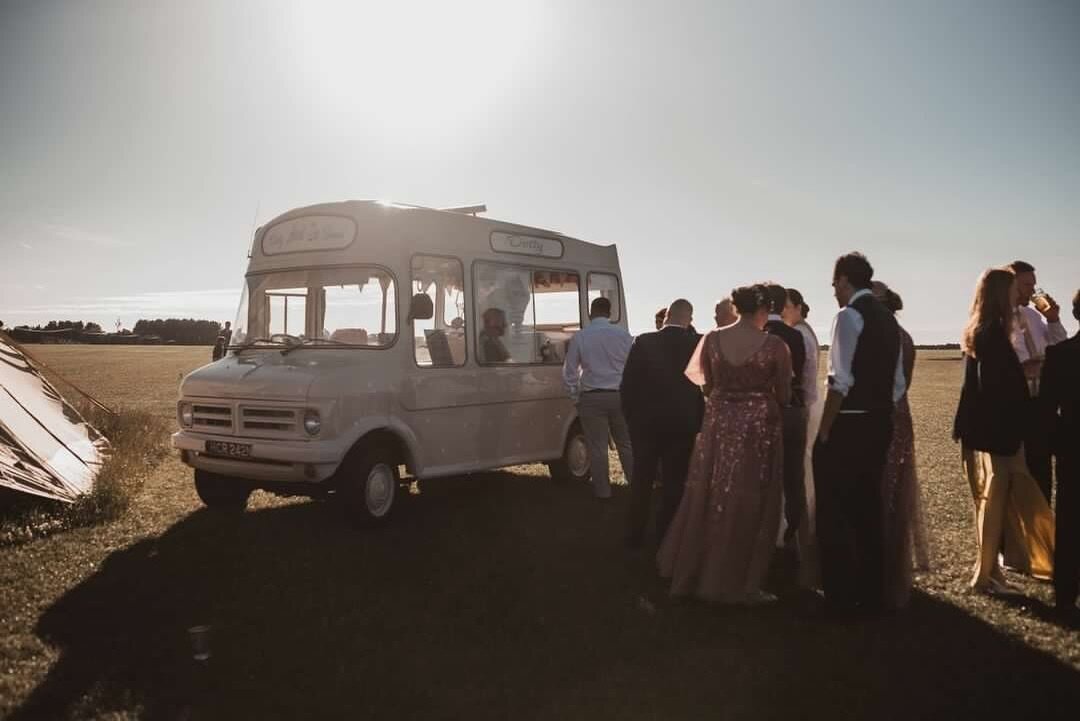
[818,310,859,443]
[774,339,792,408]
[902,331,916,391]
[1046,317,1068,345]
[801,327,818,398]
[562,333,582,399]
[891,346,906,403]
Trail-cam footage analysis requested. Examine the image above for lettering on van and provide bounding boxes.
[261,215,357,255]
[490,232,564,259]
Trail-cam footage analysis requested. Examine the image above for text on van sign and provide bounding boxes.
[490,232,564,259]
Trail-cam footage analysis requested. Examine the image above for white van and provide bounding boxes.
[172,200,628,524]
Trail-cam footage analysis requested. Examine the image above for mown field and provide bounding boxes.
[1,345,1077,720]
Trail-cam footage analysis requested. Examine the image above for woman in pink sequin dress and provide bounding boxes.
[874,283,931,610]
[658,285,792,603]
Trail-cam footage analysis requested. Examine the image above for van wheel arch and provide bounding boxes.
[337,430,411,527]
[548,419,591,484]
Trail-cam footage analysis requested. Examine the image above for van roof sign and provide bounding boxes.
[262,215,357,255]
[490,231,564,259]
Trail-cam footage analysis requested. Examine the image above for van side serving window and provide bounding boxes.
[473,261,581,365]
[238,266,397,348]
[411,255,466,368]
[587,272,622,323]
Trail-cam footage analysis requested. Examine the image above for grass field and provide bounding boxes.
[1,345,1078,720]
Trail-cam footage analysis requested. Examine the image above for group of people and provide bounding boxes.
[954,261,1078,614]
[562,253,1078,618]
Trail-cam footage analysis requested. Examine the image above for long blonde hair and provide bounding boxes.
[961,268,1014,358]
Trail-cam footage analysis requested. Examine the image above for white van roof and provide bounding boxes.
[248,200,620,273]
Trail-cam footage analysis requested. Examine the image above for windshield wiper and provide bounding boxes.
[231,338,281,352]
[280,338,350,356]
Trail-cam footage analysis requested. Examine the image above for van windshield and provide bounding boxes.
[230,266,397,349]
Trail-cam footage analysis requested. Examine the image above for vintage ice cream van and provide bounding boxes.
[172,200,628,524]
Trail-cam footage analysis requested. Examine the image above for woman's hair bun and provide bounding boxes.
[731,284,768,314]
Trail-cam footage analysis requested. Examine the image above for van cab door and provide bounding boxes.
[398,255,480,471]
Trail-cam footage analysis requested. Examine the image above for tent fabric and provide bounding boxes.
[0,335,109,502]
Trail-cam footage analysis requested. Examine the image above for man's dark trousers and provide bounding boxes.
[813,411,893,612]
[1055,451,1078,608]
[628,427,696,548]
[1024,413,1054,503]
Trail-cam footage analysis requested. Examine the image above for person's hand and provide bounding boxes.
[1041,296,1061,323]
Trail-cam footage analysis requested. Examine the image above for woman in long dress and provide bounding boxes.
[953,268,1054,594]
[873,282,931,610]
[658,285,792,604]
[784,288,822,589]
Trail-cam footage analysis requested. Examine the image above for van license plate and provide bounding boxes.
[205,441,252,458]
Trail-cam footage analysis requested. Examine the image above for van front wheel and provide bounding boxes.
[340,446,400,526]
[194,470,251,511]
[548,422,591,484]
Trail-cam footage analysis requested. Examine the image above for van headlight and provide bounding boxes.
[178,402,193,428]
[303,409,321,436]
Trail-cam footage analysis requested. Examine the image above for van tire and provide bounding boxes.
[194,470,251,511]
[548,421,591,484]
[339,444,401,526]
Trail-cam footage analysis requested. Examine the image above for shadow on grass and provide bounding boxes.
[13,471,1080,720]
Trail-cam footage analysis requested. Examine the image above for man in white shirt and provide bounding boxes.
[1007,260,1067,502]
[563,297,635,499]
[813,253,906,617]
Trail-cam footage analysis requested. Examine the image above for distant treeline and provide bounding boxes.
[17,320,104,333]
[914,343,961,351]
[132,319,223,345]
[4,318,223,345]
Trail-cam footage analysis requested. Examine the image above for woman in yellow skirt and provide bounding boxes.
[953,268,1054,594]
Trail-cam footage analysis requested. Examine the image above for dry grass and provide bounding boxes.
[0,345,1077,720]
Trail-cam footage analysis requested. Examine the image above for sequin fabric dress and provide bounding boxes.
[881,330,931,609]
[658,333,787,602]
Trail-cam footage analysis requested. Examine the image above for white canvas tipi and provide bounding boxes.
[0,335,109,502]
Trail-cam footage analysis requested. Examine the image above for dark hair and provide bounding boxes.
[1008,260,1035,275]
[731,284,768,315]
[833,252,874,289]
[1073,288,1080,321]
[883,288,903,313]
[786,288,809,319]
[764,284,788,314]
[872,281,904,314]
[590,297,612,317]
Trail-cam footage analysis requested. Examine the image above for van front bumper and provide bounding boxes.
[172,431,344,484]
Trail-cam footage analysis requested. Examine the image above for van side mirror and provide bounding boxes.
[408,293,434,321]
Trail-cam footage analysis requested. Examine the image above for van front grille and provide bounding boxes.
[240,406,298,436]
[192,404,233,432]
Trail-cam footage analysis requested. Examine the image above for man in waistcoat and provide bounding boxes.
[813,253,906,617]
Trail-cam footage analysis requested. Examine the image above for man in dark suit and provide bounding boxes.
[621,299,705,549]
[813,253,905,617]
[764,284,808,551]
[1040,289,1080,615]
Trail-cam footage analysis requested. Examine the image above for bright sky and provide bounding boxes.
[2,0,1077,342]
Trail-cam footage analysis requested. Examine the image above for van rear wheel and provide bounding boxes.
[548,422,591,484]
[194,470,251,511]
[340,445,400,526]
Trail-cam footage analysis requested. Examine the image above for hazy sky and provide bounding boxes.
[2,0,1078,341]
